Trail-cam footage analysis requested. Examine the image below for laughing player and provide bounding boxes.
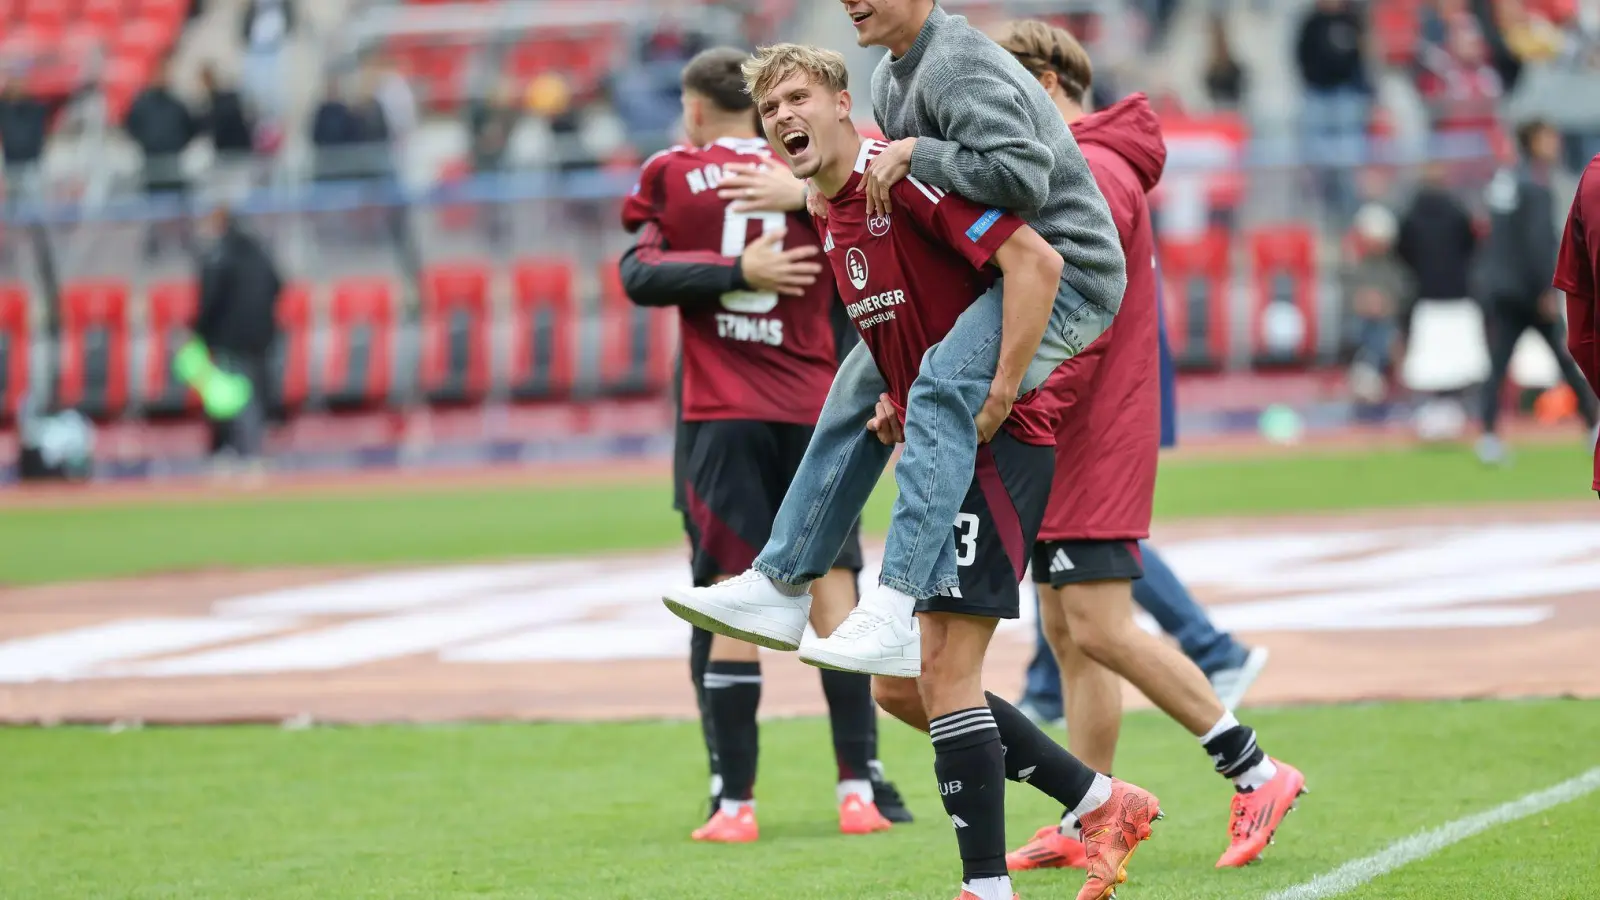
[742,43,1161,900]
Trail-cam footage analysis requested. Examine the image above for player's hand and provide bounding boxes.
[866,393,904,445]
[740,228,823,296]
[718,163,808,213]
[974,379,1016,443]
[864,138,916,218]
[806,180,830,219]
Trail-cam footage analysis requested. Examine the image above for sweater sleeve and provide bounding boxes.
[906,57,1055,214]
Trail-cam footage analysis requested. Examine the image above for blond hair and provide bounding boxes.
[992,20,1093,104]
[741,43,850,104]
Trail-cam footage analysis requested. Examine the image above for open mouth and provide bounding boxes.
[849,10,871,28]
[781,129,811,156]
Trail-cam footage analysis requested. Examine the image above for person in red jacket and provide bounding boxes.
[982,20,1307,872]
[1553,154,1600,496]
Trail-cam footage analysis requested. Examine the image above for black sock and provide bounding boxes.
[1203,721,1265,784]
[986,691,1099,810]
[821,668,875,781]
[689,627,719,791]
[705,661,762,802]
[930,706,1008,883]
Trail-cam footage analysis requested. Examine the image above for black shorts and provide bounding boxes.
[1031,539,1144,588]
[680,418,864,586]
[914,431,1054,620]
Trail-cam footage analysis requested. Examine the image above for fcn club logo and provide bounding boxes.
[846,248,869,290]
[867,213,891,236]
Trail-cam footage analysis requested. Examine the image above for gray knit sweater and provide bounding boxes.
[872,6,1127,313]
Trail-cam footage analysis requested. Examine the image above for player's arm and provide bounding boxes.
[905,59,1055,213]
[989,225,1065,405]
[619,221,748,308]
[619,222,824,307]
[1554,185,1600,393]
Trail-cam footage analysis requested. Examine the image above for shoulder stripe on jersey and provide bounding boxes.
[854,139,888,173]
[906,175,943,206]
[641,145,691,170]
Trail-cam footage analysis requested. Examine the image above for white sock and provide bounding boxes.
[719,797,754,817]
[859,583,918,626]
[1200,711,1240,744]
[1064,773,1114,838]
[837,778,874,804]
[1234,758,1278,791]
[709,774,723,799]
[766,575,811,598]
[961,876,1013,900]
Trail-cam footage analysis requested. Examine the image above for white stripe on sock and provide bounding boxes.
[930,720,1000,743]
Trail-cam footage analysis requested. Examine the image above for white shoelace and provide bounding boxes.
[831,608,892,640]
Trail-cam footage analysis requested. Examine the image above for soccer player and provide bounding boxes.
[618,47,909,841]
[1553,151,1600,498]
[743,44,1161,900]
[953,21,1304,873]
[662,0,1128,679]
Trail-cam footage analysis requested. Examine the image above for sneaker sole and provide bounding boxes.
[798,644,920,678]
[662,591,803,652]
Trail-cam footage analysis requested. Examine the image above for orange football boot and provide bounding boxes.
[1075,780,1163,900]
[1007,823,1088,870]
[838,793,893,835]
[1217,759,1306,867]
[691,805,758,843]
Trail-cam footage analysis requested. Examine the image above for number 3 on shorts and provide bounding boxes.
[954,513,979,567]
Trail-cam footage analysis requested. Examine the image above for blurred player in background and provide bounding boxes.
[1477,118,1600,466]
[745,44,1163,900]
[619,47,910,842]
[664,0,1128,681]
[977,22,1305,874]
[1553,150,1600,497]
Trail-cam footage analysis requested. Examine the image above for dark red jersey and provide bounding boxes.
[621,137,837,425]
[817,139,1057,445]
[1037,95,1168,541]
[1553,152,1600,491]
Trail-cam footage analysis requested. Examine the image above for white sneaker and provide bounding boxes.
[1208,646,1270,712]
[799,607,920,678]
[662,570,810,651]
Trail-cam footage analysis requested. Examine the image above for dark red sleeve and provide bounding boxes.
[894,178,1024,270]
[620,150,673,233]
[1555,176,1600,403]
[1083,147,1140,245]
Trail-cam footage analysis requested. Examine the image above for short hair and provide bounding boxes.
[1516,117,1555,156]
[742,43,849,104]
[992,19,1093,105]
[681,47,756,113]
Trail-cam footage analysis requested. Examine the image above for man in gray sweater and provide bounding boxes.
[665,1,1125,679]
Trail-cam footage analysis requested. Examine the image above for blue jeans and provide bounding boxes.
[1023,542,1243,714]
[753,276,1111,596]
[1300,87,1369,221]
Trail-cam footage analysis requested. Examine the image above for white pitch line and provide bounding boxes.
[1267,766,1600,900]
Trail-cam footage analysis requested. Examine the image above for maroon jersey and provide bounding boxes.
[1037,96,1167,541]
[1553,153,1600,491]
[818,139,1057,445]
[621,137,837,424]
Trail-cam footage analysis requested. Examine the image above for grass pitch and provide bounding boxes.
[0,441,1590,585]
[1,699,1595,899]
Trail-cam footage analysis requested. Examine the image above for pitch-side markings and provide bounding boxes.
[1265,766,1600,900]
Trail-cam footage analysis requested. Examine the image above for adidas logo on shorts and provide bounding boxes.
[1048,549,1075,575]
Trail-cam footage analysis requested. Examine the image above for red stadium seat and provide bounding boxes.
[143,279,201,417]
[1159,230,1231,372]
[324,278,395,409]
[0,284,29,423]
[273,283,312,413]
[510,260,576,401]
[79,0,124,34]
[598,258,674,396]
[1248,226,1319,369]
[22,0,68,33]
[58,279,130,418]
[419,262,491,405]
[115,15,178,66]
